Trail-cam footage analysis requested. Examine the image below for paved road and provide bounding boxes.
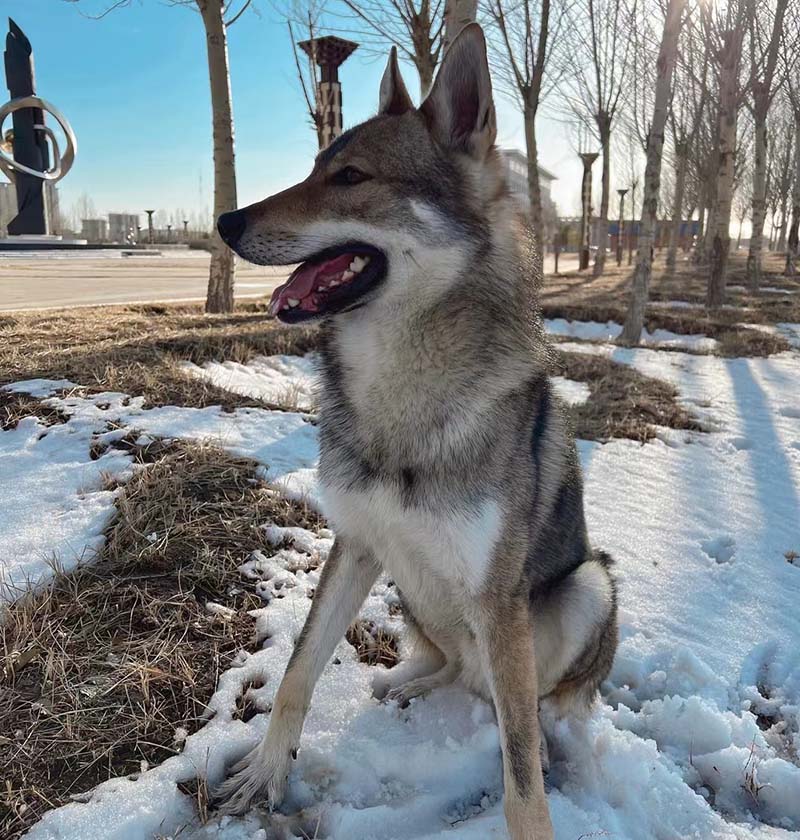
[0,250,580,312]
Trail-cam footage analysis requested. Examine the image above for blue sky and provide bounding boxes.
[4,0,586,223]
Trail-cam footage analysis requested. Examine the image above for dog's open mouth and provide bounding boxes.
[269,244,387,323]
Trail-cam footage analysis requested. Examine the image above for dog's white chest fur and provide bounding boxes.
[321,481,501,596]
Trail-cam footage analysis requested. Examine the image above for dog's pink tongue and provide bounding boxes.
[269,253,355,315]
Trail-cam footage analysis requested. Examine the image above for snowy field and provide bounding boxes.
[3,332,800,839]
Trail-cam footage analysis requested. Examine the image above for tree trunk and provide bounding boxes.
[777,195,789,251]
[416,58,435,99]
[746,97,768,290]
[524,101,544,273]
[199,0,238,314]
[443,0,478,52]
[736,217,744,249]
[666,144,688,274]
[593,121,611,276]
[785,113,800,277]
[620,0,685,344]
[707,29,743,310]
[694,204,705,261]
[410,22,437,98]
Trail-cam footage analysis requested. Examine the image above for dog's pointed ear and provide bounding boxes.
[420,24,496,158]
[379,46,414,116]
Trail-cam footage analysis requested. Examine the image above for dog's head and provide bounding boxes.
[218,24,502,323]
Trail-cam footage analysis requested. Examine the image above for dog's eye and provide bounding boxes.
[333,166,372,186]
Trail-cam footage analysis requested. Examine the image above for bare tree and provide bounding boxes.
[337,0,444,96]
[665,6,709,274]
[786,77,800,275]
[486,0,568,257]
[733,176,751,249]
[706,1,747,309]
[68,0,250,313]
[619,0,686,344]
[284,2,325,146]
[444,0,478,51]
[563,0,635,276]
[768,99,797,251]
[744,0,791,289]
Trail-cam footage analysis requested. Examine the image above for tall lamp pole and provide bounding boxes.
[145,209,155,245]
[616,188,628,266]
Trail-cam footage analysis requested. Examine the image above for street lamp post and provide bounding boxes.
[145,209,155,245]
[628,183,637,265]
[616,188,628,266]
[298,36,359,150]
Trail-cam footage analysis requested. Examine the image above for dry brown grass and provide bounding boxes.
[0,391,70,431]
[345,621,400,669]
[0,439,323,839]
[0,302,319,411]
[542,251,798,357]
[556,351,703,442]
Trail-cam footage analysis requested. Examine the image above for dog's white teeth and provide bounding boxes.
[287,298,300,308]
[341,270,355,282]
[330,278,340,286]
[350,256,368,273]
[282,303,290,310]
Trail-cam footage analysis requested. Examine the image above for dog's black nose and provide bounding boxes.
[217,211,246,247]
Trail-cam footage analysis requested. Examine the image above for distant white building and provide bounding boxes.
[82,218,108,242]
[498,149,558,219]
[108,212,139,243]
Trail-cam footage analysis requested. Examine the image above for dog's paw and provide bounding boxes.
[213,744,295,816]
[383,678,434,708]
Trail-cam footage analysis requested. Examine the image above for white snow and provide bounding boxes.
[545,317,719,351]
[649,300,746,312]
[183,354,319,411]
[7,339,800,839]
[729,285,796,295]
[0,384,133,600]
[740,322,800,349]
[550,376,591,405]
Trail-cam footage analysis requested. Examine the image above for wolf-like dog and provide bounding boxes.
[214,24,617,839]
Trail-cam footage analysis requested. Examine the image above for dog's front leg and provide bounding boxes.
[474,598,554,840]
[215,537,379,815]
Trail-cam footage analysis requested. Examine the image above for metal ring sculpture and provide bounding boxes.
[0,95,77,182]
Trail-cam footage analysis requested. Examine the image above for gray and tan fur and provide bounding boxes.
[215,24,617,840]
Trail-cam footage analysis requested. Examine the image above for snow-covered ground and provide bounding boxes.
[183,354,319,411]
[544,318,719,352]
[4,337,800,839]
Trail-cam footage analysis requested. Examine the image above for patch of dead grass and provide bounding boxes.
[541,252,798,357]
[556,351,704,442]
[0,391,70,431]
[0,302,320,411]
[345,621,400,669]
[0,439,322,838]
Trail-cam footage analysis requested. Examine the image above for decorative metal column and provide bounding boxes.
[628,182,637,265]
[616,188,628,266]
[579,152,599,270]
[298,36,358,150]
[145,209,155,244]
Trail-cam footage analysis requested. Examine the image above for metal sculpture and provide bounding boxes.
[1,19,77,236]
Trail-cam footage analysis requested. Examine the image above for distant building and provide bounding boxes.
[497,149,558,247]
[82,218,108,242]
[108,212,139,243]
